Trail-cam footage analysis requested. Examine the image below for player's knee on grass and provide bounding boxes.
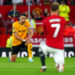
[11,55,17,62]
[54,52,64,65]
[56,64,64,72]
[54,51,64,72]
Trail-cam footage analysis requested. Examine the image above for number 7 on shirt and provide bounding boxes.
[51,23,60,38]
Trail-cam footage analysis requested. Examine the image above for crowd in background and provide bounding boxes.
[0,0,75,5]
[7,0,70,21]
[0,0,72,21]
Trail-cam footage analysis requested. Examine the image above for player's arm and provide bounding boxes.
[28,29,33,39]
[14,32,26,42]
[12,24,26,42]
[26,21,33,41]
[25,28,33,45]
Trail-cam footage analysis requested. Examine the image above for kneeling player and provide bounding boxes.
[11,13,33,62]
[39,2,66,72]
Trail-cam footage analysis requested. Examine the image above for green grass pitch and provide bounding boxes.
[0,57,75,75]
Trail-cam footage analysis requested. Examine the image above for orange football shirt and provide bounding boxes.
[12,20,31,46]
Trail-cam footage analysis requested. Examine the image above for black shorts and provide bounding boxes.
[11,42,27,55]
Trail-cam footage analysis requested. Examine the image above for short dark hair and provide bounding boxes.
[19,13,27,17]
[51,2,59,11]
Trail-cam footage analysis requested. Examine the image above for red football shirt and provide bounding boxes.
[43,15,66,49]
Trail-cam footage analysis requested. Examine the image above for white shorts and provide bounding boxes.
[39,42,64,65]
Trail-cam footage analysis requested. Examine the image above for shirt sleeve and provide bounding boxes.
[27,21,32,29]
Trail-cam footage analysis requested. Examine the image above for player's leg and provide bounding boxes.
[39,48,46,72]
[27,43,33,62]
[10,46,20,62]
[54,49,64,72]
[39,42,47,72]
[11,54,17,62]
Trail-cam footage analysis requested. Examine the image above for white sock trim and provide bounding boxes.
[42,66,46,69]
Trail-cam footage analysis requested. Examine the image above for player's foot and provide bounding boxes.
[56,64,64,72]
[40,66,46,72]
[40,68,46,72]
[28,58,34,62]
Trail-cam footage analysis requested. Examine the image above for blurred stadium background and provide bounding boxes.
[0,0,75,75]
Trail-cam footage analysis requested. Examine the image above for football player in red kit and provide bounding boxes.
[39,2,66,72]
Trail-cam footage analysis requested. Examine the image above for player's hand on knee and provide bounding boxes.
[25,38,32,45]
